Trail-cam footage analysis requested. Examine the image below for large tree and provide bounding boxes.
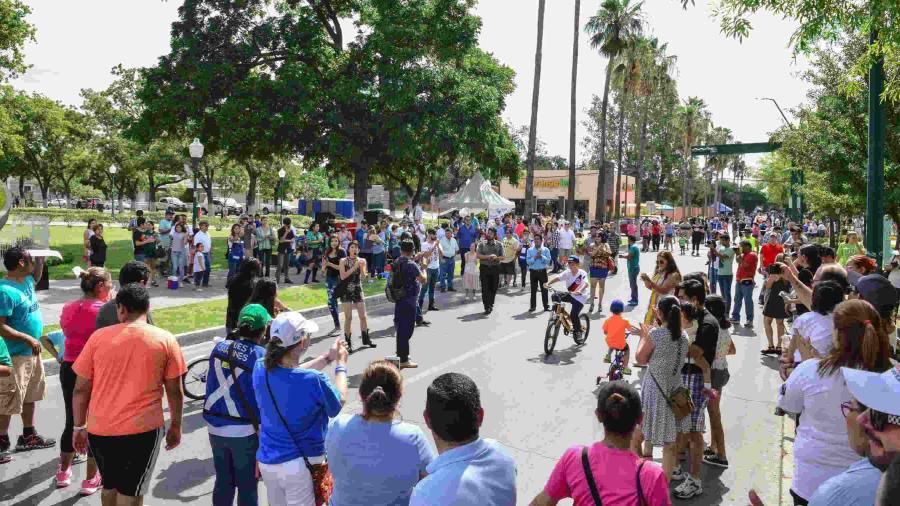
[566,0,580,219]
[524,0,547,217]
[133,0,519,217]
[586,0,644,222]
[0,1,35,82]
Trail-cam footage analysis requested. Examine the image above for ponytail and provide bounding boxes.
[657,295,682,341]
[264,339,298,370]
[360,360,403,419]
[820,299,892,376]
[79,267,110,296]
[226,322,265,343]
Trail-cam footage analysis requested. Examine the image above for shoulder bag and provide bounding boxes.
[264,370,333,506]
[581,446,646,505]
[648,340,693,421]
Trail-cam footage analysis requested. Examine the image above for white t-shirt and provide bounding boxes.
[193,230,212,253]
[193,251,206,273]
[421,241,440,270]
[791,311,834,362]
[777,359,858,499]
[889,256,900,289]
[558,229,576,249]
[559,269,589,304]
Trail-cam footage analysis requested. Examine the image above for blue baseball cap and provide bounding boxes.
[610,299,624,313]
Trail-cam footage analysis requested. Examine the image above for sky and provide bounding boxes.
[12,0,810,168]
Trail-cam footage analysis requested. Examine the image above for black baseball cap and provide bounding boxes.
[856,274,899,311]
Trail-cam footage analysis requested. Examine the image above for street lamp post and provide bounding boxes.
[188,138,204,231]
[108,165,118,218]
[277,169,286,215]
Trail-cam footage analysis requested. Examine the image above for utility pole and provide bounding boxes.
[865,6,886,266]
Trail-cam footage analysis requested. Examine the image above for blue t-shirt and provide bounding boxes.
[0,276,42,356]
[372,231,386,255]
[326,414,435,506]
[396,257,422,301]
[456,224,477,249]
[627,244,641,273]
[0,338,11,367]
[252,361,342,465]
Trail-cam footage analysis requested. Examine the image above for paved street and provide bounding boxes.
[1,250,789,505]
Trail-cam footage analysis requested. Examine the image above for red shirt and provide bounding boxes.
[736,251,758,281]
[760,243,784,268]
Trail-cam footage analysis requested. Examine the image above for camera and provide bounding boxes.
[768,264,783,275]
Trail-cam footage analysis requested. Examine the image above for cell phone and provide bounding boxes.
[778,291,791,300]
[768,264,782,275]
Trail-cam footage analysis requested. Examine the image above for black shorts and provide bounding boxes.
[501,262,516,275]
[89,427,164,497]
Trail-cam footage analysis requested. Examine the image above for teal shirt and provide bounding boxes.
[627,244,640,273]
[0,338,10,367]
[717,245,735,276]
[0,276,42,356]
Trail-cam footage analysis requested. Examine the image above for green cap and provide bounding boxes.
[238,304,272,331]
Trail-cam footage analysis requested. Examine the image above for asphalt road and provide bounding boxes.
[0,249,788,505]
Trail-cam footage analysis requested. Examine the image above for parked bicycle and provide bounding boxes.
[543,286,590,355]
[182,356,209,401]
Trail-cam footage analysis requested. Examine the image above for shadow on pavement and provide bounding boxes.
[458,312,488,322]
[512,311,541,320]
[526,343,585,366]
[152,456,214,503]
[2,458,57,503]
[759,356,781,373]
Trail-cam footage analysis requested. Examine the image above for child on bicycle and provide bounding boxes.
[602,299,631,375]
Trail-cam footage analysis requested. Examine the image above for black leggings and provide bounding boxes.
[60,362,92,456]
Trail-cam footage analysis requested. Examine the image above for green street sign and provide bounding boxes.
[691,142,782,156]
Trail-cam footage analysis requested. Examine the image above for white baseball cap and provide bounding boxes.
[842,366,900,416]
[270,312,319,348]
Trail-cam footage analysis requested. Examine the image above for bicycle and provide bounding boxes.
[182,356,209,401]
[598,332,630,384]
[544,286,590,355]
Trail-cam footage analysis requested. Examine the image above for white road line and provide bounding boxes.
[403,329,526,386]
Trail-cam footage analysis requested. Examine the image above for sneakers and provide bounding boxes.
[16,433,56,452]
[671,465,686,482]
[80,473,103,496]
[399,361,419,369]
[622,367,632,375]
[702,454,730,468]
[0,450,10,464]
[673,475,703,499]
[55,465,72,488]
[729,318,740,324]
[603,355,611,364]
[744,321,754,328]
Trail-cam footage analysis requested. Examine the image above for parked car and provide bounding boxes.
[46,197,69,208]
[211,197,244,216]
[157,196,188,212]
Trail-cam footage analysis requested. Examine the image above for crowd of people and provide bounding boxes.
[0,206,899,506]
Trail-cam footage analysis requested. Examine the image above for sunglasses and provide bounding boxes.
[841,400,866,419]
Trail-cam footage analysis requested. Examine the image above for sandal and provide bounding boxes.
[760,346,777,355]
[775,347,783,355]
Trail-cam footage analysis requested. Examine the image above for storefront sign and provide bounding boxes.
[516,178,569,189]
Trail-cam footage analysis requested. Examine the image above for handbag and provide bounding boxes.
[648,341,694,421]
[581,446,646,505]
[264,370,333,506]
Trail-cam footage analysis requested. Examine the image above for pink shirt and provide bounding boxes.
[60,299,104,363]
[544,444,670,506]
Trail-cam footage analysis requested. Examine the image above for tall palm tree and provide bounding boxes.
[586,0,644,223]
[675,96,708,212]
[524,0,547,217]
[634,39,676,219]
[611,38,638,220]
[707,126,732,213]
[566,0,581,220]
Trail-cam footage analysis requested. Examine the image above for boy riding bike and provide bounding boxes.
[544,256,589,342]
[602,299,632,375]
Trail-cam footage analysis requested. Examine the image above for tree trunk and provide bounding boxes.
[594,58,615,222]
[614,87,630,220]
[566,0,580,220]
[524,0,547,217]
[245,171,258,214]
[38,184,48,208]
[713,166,722,215]
[681,154,690,212]
[148,177,158,212]
[634,99,650,220]
[388,188,395,212]
[353,163,369,219]
[17,177,24,198]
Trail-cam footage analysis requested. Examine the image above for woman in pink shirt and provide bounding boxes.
[531,382,671,506]
[53,267,112,494]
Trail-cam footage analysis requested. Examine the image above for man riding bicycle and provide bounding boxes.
[545,256,590,341]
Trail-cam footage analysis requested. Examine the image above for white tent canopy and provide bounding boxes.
[439,172,514,218]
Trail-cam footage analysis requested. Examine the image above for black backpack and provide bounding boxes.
[385,258,407,303]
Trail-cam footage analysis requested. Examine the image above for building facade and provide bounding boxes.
[498,170,636,219]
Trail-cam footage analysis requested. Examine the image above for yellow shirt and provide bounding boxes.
[502,237,519,263]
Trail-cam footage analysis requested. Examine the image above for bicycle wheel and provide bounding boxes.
[182,357,209,401]
[574,314,590,345]
[608,363,621,382]
[544,319,561,355]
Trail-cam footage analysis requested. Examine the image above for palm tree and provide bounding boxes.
[634,39,676,219]
[611,38,639,220]
[707,126,732,213]
[566,0,581,220]
[675,96,708,213]
[524,0,547,217]
[586,0,644,223]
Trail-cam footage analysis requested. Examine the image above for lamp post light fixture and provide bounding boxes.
[108,165,118,218]
[278,168,286,216]
[188,138,204,230]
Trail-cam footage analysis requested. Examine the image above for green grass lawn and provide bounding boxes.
[0,225,233,280]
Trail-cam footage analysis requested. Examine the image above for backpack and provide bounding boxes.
[385,258,407,303]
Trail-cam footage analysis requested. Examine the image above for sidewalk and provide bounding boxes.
[37,270,232,326]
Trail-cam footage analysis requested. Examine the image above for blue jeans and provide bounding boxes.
[731,280,755,323]
[417,267,439,318]
[209,433,259,506]
[439,256,455,289]
[325,276,340,327]
[708,267,718,294]
[628,270,639,303]
[170,250,186,279]
[717,274,733,312]
[202,252,211,286]
[227,258,241,280]
[550,248,560,271]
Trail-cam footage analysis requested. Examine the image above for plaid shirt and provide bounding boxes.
[546,230,561,248]
[607,231,621,257]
